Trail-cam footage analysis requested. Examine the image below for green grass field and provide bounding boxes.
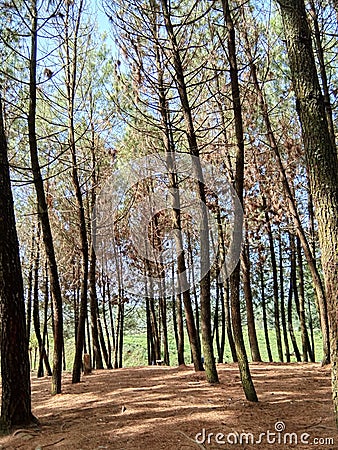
[42,326,323,372]
[121,327,324,367]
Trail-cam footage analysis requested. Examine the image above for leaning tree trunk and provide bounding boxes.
[0,95,35,430]
[277,0,338,426]
[28,0,63,395]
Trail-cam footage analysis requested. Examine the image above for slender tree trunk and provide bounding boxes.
[279,238,290,362]
[213,281,220,359]
[160,0,216,381]
[65,0,90,385]
[296,237,309,361]
[264,198,283,362]
[97,307,111,369]
[102,276,112,368]
[150,2,202,371]
[146,295,153,365]
[28,0,63,395]
[242,237,261,362]
[89,245,103,369]
[217,281,226,363]
[260,267,273,362]
[288,234,302,362]
[242,20,330,364]
[40,260,52,376]
[147,276,161,362]
[33,233,51,378]
[221,0,257,401]
[176,293,185,365]
[26,226,35,350]
[224,279,237,362]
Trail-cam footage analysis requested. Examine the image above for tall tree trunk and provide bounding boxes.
[0,95,35,429]
[308,0,336,149]
[175,293,185,365]
[89,245,103,369]
[221,0,257,401]
[242,237,261,362]
[150,0,202,371]
[279,237,290,362]
[242,19,330,365]
[277,0,338,424]
[288,234,302,362]
[102,276,112,369]
[217,281,226,363]
[33,230,51,378]
[40,260,52,376]
[97,307,111,369]
[296,237,310,361]
[26,226,35,350]
[260,266,273,362]
[63,0,90,385]
[160,0,211,377]
[28,0,63,395]
[263,198,283,362]
[223,279,237,362]
[146,295,154,365]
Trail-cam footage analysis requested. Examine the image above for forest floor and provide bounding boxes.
[0,363,337,449]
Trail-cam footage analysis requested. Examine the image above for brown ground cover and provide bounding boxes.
[0,363,337,449]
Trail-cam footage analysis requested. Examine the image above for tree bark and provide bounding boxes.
[277,0,338,425]
[263,197,283,362]
[221,0,257,401]
[160,0,215,380]
[242,19,330,364]
[0,95,35,430]
[28,0,63,395]
[260,267,273,362]
[242,238,261,362]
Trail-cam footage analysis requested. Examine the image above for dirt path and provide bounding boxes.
[1,363,337,449]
